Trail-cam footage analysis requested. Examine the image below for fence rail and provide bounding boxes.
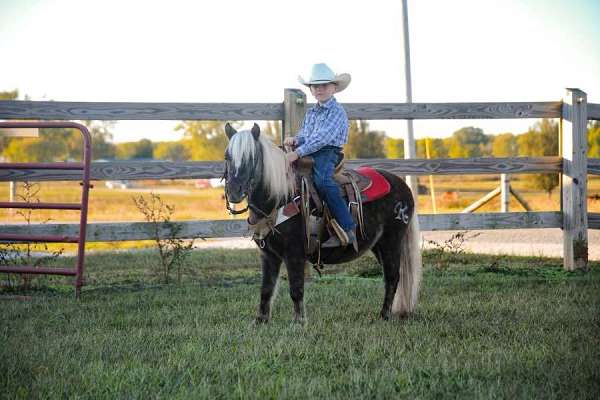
[1,212,569,242]
[588,103,600,120]
[589,158,600,175]
[3,212,599,242]
[0,156,569,182]
[0,100,563,121]
[1,88,598,270]
[3,156,600,182]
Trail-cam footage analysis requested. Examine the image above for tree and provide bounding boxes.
[262,121,282,143]
[0,89,18,100]
[589,121,600,159]
[517,119,559,197]
[3,131,68,162]
[345,120,385,159]
[385,137,404,159]
[517,119,559,158]
[116,139,154,160]
[447,127,490,158]
[491,133,517,157]
[416,137,448,159]
[64,120,116,160]
[153,141,191,161]
[176,121,230,161]
[1,94,117,161]
[0,89,19,154]
[415,139,427,158]
[85,120,116,160]
[430,137,449,158]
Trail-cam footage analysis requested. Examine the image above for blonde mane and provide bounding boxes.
[227,130,295,203]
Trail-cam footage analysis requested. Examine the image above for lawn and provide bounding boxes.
[1,249,599,399]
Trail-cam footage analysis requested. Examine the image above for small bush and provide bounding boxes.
[425,231,480,271]
[133,193,194,284]
[0,182,63,290]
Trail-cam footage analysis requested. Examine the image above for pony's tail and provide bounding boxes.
[391,209,422,317]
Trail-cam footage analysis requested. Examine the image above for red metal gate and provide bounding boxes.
[0,121,92,297]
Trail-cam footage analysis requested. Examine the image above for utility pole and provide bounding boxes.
[401,0,418,198]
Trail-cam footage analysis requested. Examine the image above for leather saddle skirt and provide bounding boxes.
[296,157,391,204]
[334,166,391,203]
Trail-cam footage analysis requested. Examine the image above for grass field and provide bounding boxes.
[1,249,599,399]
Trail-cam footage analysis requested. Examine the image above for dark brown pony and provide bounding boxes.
[224,123,422,323]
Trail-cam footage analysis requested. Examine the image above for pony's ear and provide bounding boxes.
[225,123,237,140]
[251,123,260,140]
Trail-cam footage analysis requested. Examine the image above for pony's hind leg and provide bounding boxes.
[256,249,281,323]
[284,258,306,324]
[372,235,401,320]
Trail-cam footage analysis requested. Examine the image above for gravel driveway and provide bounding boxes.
[421,228,600,261]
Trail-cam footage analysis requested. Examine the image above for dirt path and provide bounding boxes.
[421,228,600,261]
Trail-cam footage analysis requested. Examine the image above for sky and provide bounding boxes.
[1,0,599,143]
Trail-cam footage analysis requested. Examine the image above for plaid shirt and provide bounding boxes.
[295,96,349,157]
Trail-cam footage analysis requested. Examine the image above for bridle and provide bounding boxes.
[224,191,250,215]
[222,145,271,218]
[223,162,251,214]
[223,182,271,218]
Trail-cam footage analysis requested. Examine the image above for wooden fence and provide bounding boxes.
[1,88,599,270]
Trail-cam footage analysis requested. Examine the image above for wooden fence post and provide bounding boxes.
[9,181,17,215]
[283,88,308,276]
[561,88,588,270]
[283,89,306,145]
[501,174,510,213]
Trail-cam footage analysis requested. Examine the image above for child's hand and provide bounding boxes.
[283,137,296,148]
[285,151,299,165]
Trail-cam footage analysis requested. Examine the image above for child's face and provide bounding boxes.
[310,83,336,103]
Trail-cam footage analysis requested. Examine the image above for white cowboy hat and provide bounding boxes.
[298,63,351,93]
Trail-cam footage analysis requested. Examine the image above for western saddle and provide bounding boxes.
[294,155,371,256]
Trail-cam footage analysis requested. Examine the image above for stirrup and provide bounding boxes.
[321,235,343,248]
[347,230,358,253]
[328,219,349,246]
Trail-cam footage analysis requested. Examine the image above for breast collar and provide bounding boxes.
[247,197,301,242]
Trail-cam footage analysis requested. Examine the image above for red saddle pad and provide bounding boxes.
[356,166,391,202]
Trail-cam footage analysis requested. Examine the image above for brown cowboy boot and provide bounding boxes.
[321,229,357,250]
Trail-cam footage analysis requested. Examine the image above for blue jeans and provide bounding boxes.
[311,146,356,232]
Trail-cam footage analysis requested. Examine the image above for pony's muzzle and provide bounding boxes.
[226,191,246,204]
[225,179,248,203]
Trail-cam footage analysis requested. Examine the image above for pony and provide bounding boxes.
[223,123,422,323]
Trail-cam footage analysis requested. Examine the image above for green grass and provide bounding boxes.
[1,249,599,399]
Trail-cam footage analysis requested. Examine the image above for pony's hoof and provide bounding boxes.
[254,315,270,325]
[292,316,307,326]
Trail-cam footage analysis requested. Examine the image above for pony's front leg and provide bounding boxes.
[256,249,281,324]
[284,258,306,324]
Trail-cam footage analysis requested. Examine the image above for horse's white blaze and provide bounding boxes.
[227,130,295,203]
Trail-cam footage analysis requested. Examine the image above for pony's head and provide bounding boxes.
[224,123,294,205]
